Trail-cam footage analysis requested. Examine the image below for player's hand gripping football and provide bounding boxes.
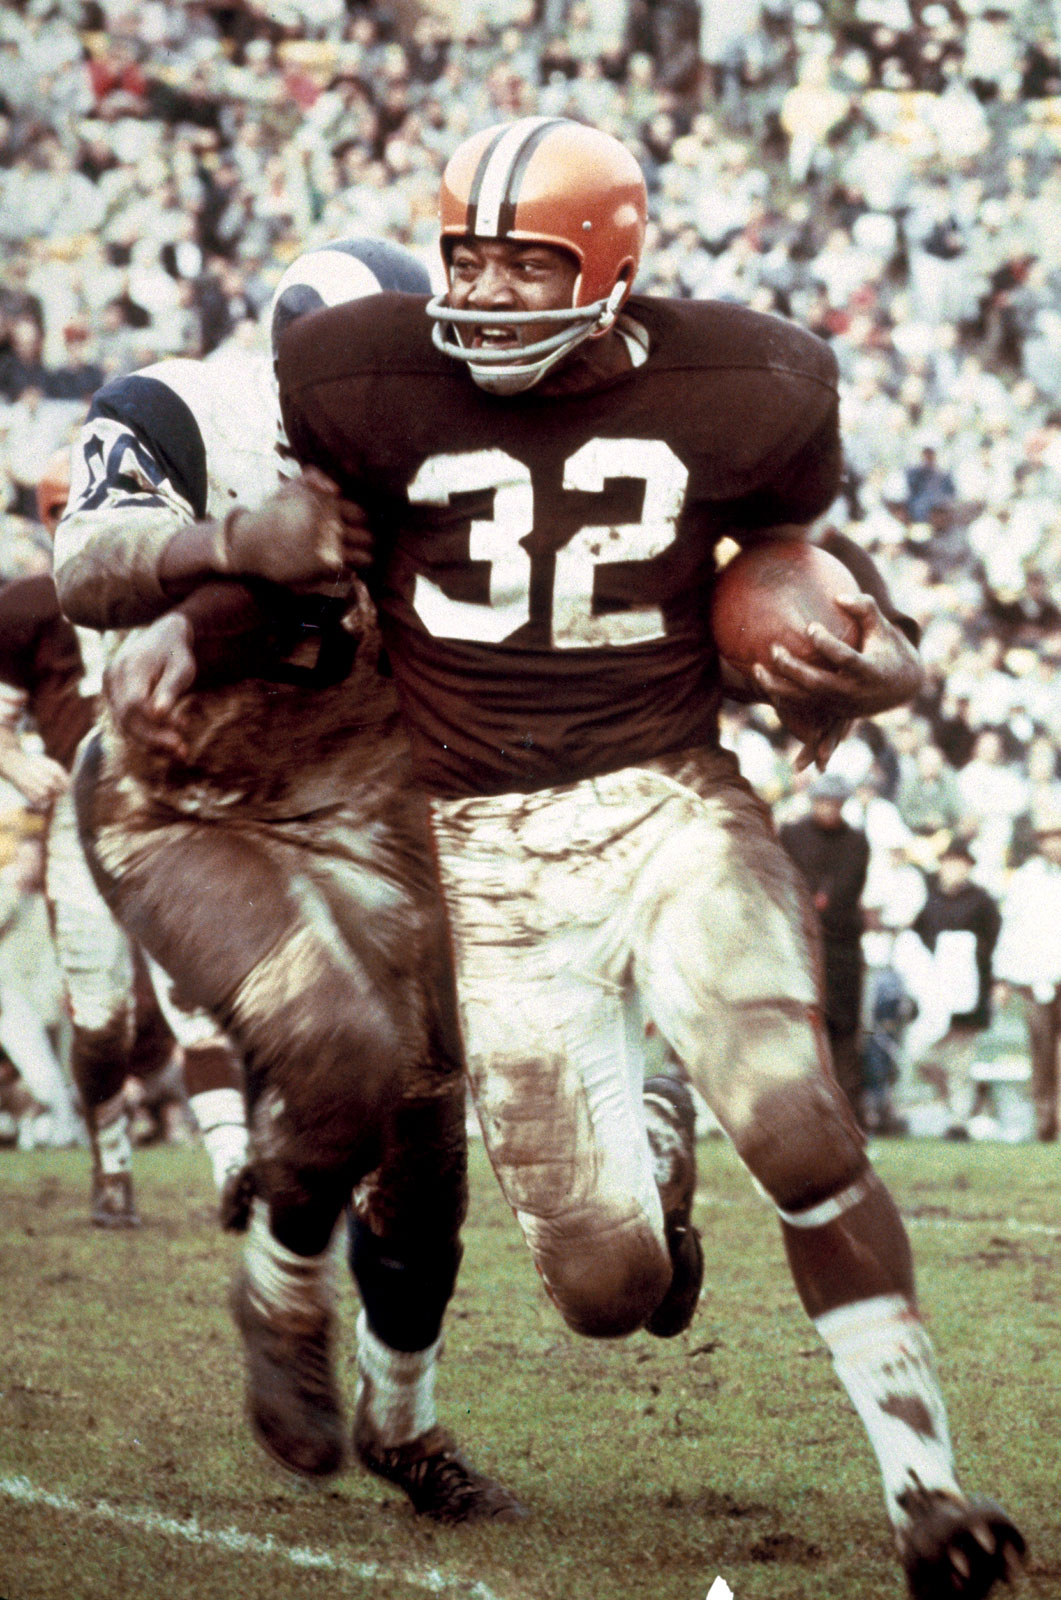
[750,593,924,772]
[219,466,372,587]
[104,611,196,761]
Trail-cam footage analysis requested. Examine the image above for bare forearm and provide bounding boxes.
[172,581,278,683]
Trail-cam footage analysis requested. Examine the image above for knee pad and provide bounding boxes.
[733,1075,866,1215]
[533,1212,671,1340]
[348,1213,463,1352]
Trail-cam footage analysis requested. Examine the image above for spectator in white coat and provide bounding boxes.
[994,801,1061,1141]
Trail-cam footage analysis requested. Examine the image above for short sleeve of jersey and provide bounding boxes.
[69,370,209,525]
[55,366,212,629]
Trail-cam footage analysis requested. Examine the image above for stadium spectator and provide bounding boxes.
[902,442,956,529]
[895,739,964,841]
[0,0,1058,1173]
[994,803,1061,1142]
[780,772,871,1123]
[908,838,1002,1136]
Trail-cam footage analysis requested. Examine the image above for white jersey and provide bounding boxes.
[54,350,393,816]
[56,351,284,630]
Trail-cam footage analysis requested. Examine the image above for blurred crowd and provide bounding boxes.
[2,0,1061,1144]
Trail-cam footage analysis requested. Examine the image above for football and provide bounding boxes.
[710,538,862,674]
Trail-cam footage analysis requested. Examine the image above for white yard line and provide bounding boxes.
[0,1474,509,1600]
[905,1214,1061,1239]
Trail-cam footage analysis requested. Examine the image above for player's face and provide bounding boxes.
[448,238,580,357]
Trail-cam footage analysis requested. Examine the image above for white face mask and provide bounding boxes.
[425,282,628,395]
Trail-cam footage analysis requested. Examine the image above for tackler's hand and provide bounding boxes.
[218,466,372,587]
[104,612,197,761]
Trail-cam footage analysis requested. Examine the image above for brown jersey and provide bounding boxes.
[0,573,95,769]
[280,293,842,797]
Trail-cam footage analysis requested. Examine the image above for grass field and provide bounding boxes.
[0,1135,1058,1600]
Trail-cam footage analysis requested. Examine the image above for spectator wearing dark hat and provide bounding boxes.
[908,838,1002,1135]
[780,774,871,1123]
[994,801,1061,1141]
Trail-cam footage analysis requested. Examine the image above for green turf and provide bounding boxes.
[0,1137,1057,1600]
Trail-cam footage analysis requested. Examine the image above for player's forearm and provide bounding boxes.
[172,581,278,683]
[55,505,226,629]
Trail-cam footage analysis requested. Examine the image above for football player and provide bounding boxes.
[53,239,523,1523]
[257,122,1020,1597]
[0,447,248,1222]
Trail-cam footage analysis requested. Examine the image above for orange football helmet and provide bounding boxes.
[427,117,647,393]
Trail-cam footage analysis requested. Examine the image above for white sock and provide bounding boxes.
[189,1088,248,1193]
[243,1198,335,1326]
[95,1092,132,1175]
[355,1308,440,1447]
[814,1293,960,1530]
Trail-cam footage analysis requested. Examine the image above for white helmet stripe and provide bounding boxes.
[470,116,558,238]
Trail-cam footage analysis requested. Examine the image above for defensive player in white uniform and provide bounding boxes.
[0,449,248,1220]
[54,238,523,1523]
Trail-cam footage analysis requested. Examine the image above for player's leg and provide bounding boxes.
[80,732,464,1480]
[124,956,194,1146]
[141,951,251,1227]
[348,1066,525,1519]
[139,834,413,1471]
[631,748,1024,1596]
[0,982,83,1147]
[43,786,139,1221]
[346,911,524,1522]
[75,811,407,1479]
[431,790,675,1340]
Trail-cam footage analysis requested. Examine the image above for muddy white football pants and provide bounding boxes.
[45,783,236,1099]
[431,745,865,1337]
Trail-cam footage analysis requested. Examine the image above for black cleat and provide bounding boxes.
[230,1268,345,1478]
[898,1489,1026,1599]
[354,1403,527,1525]
[90,1169,141,1229]
[643,1074,704,1338]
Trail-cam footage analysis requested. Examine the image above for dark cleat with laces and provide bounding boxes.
[354,1402,527,1524]
[898,1489,1026,1599]
[90,1169,141,1228]
[643,1074,703,1338]
[230,1267,345,1478]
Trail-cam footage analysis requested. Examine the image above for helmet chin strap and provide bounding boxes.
[426,282,628,394]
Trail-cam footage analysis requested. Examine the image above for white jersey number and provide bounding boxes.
[408,439,688,648]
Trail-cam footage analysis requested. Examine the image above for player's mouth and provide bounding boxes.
[471,326,521,349]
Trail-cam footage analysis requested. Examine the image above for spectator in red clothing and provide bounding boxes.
[86,40,148,114]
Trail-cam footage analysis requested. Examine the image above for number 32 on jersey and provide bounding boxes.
[407,439,688,648]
